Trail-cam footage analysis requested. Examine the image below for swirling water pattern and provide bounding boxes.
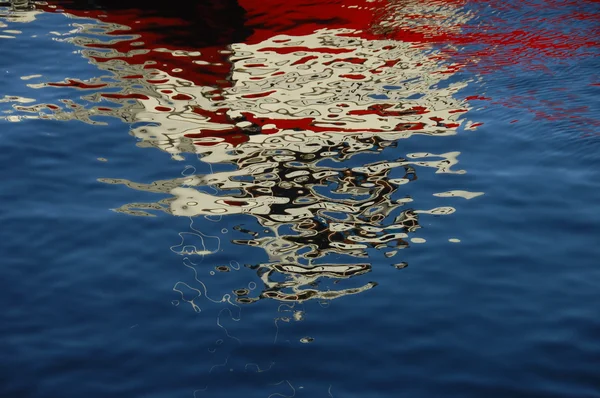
[1,1,600,397]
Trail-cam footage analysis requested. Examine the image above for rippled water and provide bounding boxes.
[1,1,600,397]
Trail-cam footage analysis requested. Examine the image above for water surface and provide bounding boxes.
[1,1,600,397]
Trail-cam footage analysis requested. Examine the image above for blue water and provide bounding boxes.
[2,2,600,397]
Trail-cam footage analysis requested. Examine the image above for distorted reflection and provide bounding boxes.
[4,0,478,306]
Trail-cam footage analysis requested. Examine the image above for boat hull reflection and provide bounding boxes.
[11,0,476,305]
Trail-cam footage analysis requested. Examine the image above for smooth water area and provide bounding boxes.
[1,1,600,397]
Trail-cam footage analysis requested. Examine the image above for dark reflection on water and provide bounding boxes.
[103,138,465,304]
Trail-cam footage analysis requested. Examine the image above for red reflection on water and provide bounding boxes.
[38,0,600,141]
